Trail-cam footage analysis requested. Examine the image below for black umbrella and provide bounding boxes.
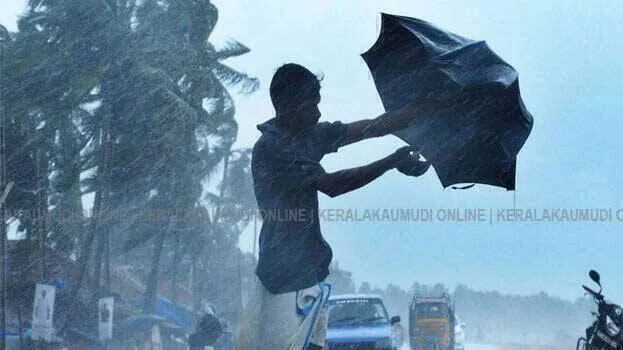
[362,13,533,190]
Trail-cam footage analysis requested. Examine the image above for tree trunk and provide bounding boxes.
[35,148,49,280]
[60,150,102,332]
[145,168,178,312]
[61,105,111,332]
[192,254,205,313]
[170,233,181,304]
[213,153,230,224]
[102,136,112,297]
[92,232,105,295]
[92,102,115,305]
[142,227,166,313]
[17,306,24,350]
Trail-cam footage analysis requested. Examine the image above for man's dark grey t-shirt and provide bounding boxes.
[251,118,348,294]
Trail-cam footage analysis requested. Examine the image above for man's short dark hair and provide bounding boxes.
[270,63,322,114]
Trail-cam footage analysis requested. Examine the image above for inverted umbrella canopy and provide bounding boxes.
[362,13,533,190]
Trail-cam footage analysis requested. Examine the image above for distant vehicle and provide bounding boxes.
[454,315,466,350]
[326,294,402,350]
[409,293,456,350]
[576,270,623,350]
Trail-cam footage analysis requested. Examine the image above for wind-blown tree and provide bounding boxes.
[100,0,259,314]
[5,0,258,330]
[198,148,256,323]
[3,0,139,331]
[0,1,119,336]
[3,0,116,288]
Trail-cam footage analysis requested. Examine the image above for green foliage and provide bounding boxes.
[3,0,259,332]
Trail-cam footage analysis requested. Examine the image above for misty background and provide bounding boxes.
[199,0,623,303]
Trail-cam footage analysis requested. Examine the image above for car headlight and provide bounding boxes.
[375,338,392,349]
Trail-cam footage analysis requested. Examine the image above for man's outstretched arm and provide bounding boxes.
[311,147,418,198]
[341,102,435,146]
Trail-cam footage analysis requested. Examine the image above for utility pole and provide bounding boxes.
[0,23,10,350]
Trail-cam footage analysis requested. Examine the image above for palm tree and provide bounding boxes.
[5,0,258,330]
[1,3,115,334]
[196,148,256,322]
[113,0,258,314]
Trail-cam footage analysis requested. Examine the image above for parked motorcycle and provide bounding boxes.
[577,270,623,350]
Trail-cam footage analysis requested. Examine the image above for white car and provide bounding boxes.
[454,316,466,350]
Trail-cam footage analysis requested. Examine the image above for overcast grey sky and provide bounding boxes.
[3,0,623,302]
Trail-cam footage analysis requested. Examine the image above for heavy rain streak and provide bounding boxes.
[0,0,622,350]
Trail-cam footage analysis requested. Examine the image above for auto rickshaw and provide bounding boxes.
[409,293,456,350]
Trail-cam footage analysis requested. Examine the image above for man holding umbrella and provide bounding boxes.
[237,63,430,349]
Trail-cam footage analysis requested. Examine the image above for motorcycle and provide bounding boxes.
[577,270,623,350]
